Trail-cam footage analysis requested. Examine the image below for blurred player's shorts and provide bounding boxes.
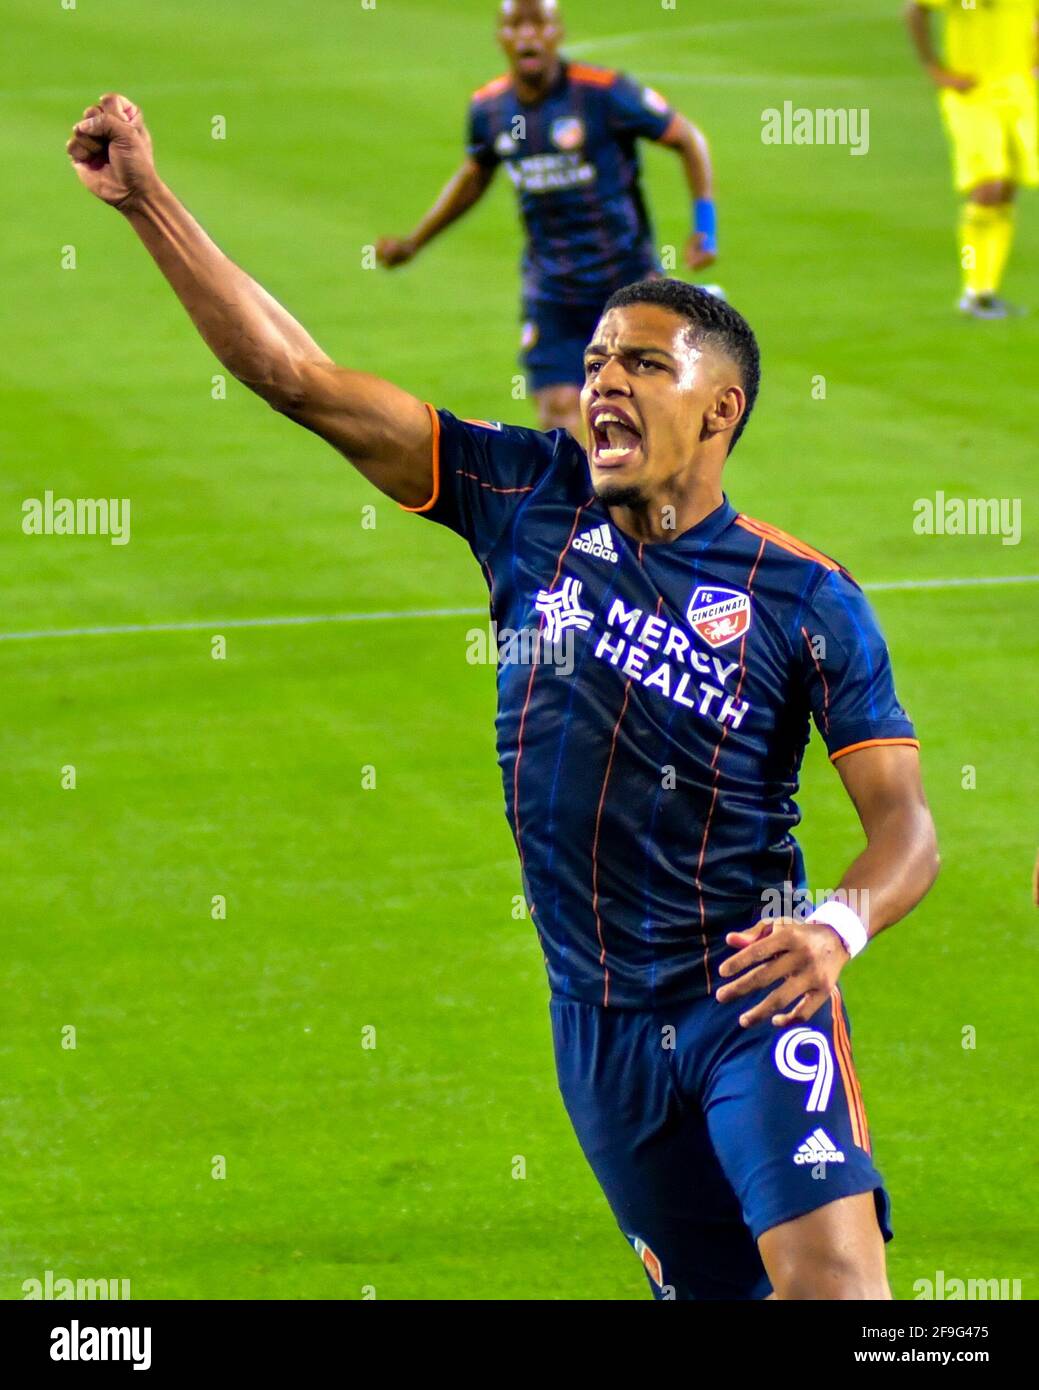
[520,298,605,392]
[939,74,1039,192]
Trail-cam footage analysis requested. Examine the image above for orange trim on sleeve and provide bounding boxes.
[397,402,441,514]
[568,63,617,87]
[829,737,920,764]
[471,74,511,102]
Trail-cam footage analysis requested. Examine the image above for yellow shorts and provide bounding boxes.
[939,74,1039,192]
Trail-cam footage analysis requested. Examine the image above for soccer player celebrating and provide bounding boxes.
[376,0,718,437]
[68,94,940,1300]
[905,0,1039,318]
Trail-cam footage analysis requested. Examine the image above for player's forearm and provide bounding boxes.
[904,3,940,71]
[122,181,331,407]
[833,803,939,941]
[410,161,493,251]
[668,117,713,201]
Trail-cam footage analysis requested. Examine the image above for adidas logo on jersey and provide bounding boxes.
[793,1127,845,1166]
[573,523,619,564]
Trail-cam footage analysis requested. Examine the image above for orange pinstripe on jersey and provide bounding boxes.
[695,535,766,992]
[512,498,597,922]
[801,624,831,735]
[454,469,535,495]
[591,678,634,1007]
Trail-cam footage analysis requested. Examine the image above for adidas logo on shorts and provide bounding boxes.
[793,1127,845,1165]
[573,523,619,564]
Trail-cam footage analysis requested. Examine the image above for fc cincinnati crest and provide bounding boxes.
[551,116,585,150]
[687,585,752,649]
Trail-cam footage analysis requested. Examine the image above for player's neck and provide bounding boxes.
[606,478,726,546]
[513,56,563,105]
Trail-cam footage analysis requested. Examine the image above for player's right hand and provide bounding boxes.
[66,93,159,210]
[375,236,417,268]
[928,65,977,93]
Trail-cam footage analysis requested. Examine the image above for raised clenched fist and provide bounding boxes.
[66,93,159,211]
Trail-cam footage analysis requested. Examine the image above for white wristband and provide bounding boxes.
[806,901,868,958]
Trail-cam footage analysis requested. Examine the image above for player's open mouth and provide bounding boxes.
[589,406,643,466]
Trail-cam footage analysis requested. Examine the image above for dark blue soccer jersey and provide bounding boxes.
[467,61,675,305]
[406,409,919,1009]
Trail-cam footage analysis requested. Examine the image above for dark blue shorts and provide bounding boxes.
[520,298,604,393]
[550,986,892,1300]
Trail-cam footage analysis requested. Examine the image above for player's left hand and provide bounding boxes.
[684,233,717,271]
[715,917,848,1029]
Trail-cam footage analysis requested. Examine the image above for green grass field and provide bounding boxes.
[1,0,1036,1300]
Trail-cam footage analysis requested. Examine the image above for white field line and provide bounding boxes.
[566,13,878,54]
[0,576,1035,645]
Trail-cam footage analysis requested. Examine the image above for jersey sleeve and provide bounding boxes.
[605,73,677,142]
[466,98,500,168]
[401,407,560,562]
[799,569,919,763]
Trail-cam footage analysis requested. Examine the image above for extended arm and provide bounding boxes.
[657,114,717,270]
[717,746,939,1028]
[376,158,496,268]
[67,94,434,508]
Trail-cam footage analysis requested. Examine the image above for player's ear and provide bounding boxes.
[705,385,745,445]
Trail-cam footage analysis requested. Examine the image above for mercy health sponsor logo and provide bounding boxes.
[591,592,750,729]
[686,585,752,650]
[506,151,596,194]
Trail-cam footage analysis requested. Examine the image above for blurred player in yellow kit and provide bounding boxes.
[905,0,1039,317]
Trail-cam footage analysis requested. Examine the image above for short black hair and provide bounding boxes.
[601,279,761,453]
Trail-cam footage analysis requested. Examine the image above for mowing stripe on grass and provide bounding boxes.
[0,575,1035,645]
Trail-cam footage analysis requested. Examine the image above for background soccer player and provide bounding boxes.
[375,0,718,437]
[905,0,1039,318]
[68,93,940,1300]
